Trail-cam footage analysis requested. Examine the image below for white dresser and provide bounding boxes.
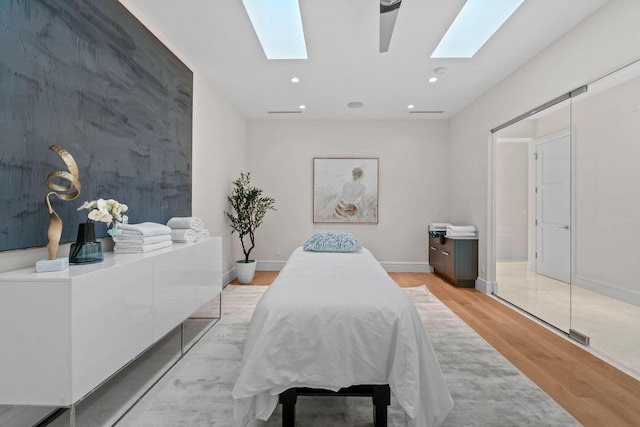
[0,238,222,407]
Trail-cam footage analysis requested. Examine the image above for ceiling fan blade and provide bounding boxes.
[380,0,402,53]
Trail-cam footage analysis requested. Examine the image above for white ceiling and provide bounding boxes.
[120,0,609,120]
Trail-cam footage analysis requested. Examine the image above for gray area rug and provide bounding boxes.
[114,284,580,427]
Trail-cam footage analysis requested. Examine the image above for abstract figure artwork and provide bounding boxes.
[313,158,379,224]
[39,145,81,271]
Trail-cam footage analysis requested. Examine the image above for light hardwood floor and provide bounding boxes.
[230,271,640,427]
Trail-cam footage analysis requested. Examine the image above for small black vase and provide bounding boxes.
[69,222,104,264]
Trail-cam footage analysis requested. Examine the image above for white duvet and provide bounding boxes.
[232,247,453,426]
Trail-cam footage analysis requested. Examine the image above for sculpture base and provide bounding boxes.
[69,242,104,264]
[36,257,69,272]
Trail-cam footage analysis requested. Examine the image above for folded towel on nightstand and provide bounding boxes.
[446,225,477,237]
[429,223,453,232]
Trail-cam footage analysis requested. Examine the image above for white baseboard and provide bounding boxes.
[475,277,495,295]
[256,260,431,273]
[573,275,640,307]
[257,260,286,271]
[222,268,235,287]
[379,262,432,273]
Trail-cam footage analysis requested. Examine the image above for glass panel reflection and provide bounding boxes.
[571,61,640,374]
[494,59,640,375]
[493,100,572,333]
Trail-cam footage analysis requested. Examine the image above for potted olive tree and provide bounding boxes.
[225,172,276,284]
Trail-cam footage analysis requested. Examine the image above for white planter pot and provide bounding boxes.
[236,260,257,284]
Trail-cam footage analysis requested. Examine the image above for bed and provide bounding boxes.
[232,235,453,426]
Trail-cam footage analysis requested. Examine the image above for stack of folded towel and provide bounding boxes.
[446,225,477,237]
[166,216,210,243]
[113,222,173,253]
[429,222,453,233]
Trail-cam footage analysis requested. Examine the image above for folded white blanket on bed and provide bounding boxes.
[166,216,204,231]
[233,247,453,427]
[120,222,172,237]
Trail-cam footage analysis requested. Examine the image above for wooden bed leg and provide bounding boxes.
[372,385,390,427]
[279,388,298,427]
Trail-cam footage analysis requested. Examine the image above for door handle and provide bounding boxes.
[441,251,449,256]
[559,225,570,229]
[430,246,437,251]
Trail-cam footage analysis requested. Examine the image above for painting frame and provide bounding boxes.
[313,158,379,224]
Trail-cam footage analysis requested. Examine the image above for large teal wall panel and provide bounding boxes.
[0,0,193,251]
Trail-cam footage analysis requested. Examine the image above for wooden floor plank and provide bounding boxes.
[237,271,640,427]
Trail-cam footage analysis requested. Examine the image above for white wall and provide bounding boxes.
[191,74,248,280]
[495,141,529,260]
[572,72,640,297]
[245,120,449,270]
[448,0,640,290]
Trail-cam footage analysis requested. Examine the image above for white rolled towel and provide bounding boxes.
[171,228,197,243]
[114,240,173,253]
[113,234,172,245]
[120,222,172,237]
[196,228,210,241]
[446,225,476,233]
[166,217,204,231]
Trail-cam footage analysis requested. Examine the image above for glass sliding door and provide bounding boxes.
[570,61,640,374]
[493,100,572,332]
[492,59,640,375]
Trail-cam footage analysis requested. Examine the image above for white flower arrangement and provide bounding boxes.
[77,198,129,236]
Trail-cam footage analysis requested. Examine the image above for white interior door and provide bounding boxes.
[535,133,571,283]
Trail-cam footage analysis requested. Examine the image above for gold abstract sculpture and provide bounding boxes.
[45,145,81,260]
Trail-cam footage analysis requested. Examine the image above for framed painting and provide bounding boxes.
[313,158,379,223]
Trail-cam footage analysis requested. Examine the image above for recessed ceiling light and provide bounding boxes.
[347,101,364,108]
[242,0,307,59]
[291,77,300,83]
[434,67,447,75]
[299,105,306,110]
[428,77,438,83]
[407,104,414,109]
[431,0,524,58]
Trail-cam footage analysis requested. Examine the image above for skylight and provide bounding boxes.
[431,0,524,58]
[242,0,307,59]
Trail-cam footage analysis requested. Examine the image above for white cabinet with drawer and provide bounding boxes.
[0,238,221,407]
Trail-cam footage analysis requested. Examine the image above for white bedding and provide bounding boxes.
[232,247,453,426]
